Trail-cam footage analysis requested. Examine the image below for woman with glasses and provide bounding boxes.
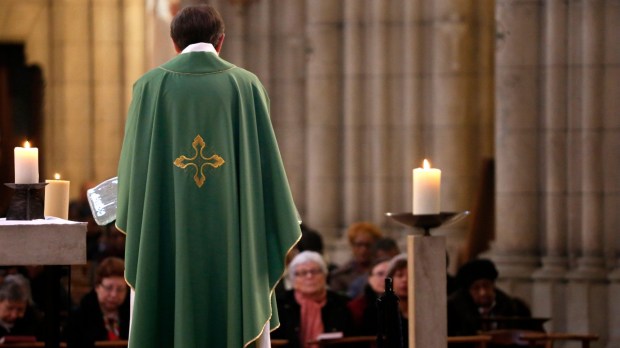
[272,251,354,347]
[66,257,129,347]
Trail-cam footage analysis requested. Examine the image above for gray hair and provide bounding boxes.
[0,278,29,303]
[288,251,327,282]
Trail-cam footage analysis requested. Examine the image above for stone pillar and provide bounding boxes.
[400,0,424,212]
[573,0,606,273]
[565,1,609,343]
[92,0,124,181]
[122,0,146,106]
[609,266,620,348]
[366,0,390,223]
[243,0,270,86]
[429,0,480,231]
[531,0,568,332]
[51,0,95,196]
[305,0,343,235]
[269,1,306,211]
[494,0,542,295]
[342,0,365,222]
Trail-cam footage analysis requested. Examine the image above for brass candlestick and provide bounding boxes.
[386,211,470,236]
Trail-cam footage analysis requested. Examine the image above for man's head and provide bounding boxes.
[170,4,225,53]
[0,281,28,325]
[457,259,499,308]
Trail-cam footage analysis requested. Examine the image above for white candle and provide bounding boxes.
[14,141,39,184]
[44,173,70,219]
[413,159,441,215]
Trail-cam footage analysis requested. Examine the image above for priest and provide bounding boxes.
[116,4,301,347]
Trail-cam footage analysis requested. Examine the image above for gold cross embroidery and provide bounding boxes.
[173,135,225,188]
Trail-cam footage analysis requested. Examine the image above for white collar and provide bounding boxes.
[181,42,218,55]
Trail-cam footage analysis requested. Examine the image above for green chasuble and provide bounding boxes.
[116,51,301,348]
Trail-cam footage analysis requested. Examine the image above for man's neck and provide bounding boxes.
[181,42,218,55]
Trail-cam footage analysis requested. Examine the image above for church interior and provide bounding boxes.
[0,0,618,347]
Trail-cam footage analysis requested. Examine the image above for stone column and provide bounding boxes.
[92,0,124,181]
[122,0,146,106]
[342,0,365,222]
[366,0,391,223]
[269,1,306,211]
[609,266,620,347]
[565,0,608,341]
[51,0,95,196]
[305,0,343,236]
[531,0,568,332]
[494,0,542,295]
[400,0,424,212]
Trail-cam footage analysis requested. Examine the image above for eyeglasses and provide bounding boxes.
[99,283,127,294]
[352,242,372,249]
[371,271,387,278]
[294,268,323,278]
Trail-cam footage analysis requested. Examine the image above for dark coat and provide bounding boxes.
[447,287,533,337]
[0,305,40,340]
[65,290,129,348]
[271,289,354,347]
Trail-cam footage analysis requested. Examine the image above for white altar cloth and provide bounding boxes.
[0,217,87,265]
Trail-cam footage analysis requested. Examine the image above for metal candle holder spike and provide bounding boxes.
[5,183,48,220]
[386,211,470,236]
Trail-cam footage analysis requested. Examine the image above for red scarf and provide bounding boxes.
[295,290,327,347]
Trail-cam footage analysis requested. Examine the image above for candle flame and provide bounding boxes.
[423,159,431,169]
[24,141,31,148]
[54,173,61,180]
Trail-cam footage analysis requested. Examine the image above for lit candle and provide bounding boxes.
[14,141,39,184]
[413,159,441,215]
[44,173,70,219]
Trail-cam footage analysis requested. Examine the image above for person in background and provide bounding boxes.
[65,257,129,347]
[272,251,354,347]
[329,222,383,298]
[0,276,38,340]
[385,253,408,347]
[372,237,400,260]
[347,257,391,335]
[447,258,534,337]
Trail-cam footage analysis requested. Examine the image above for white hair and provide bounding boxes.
[287,251,327,282]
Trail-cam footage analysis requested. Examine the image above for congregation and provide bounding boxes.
[0,215,535,347]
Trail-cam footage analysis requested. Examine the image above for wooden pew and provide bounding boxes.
[520,332,599,348]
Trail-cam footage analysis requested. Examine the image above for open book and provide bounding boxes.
[316,332,344,340]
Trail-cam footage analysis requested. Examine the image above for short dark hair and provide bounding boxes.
[170,4,225,51]
[456,259,499,289]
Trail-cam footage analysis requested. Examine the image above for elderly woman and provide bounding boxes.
[272,251,354,347]
[0,277,38,340]
[66,257,129,347]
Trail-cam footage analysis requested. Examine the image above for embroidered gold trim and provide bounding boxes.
[173,135,225,188]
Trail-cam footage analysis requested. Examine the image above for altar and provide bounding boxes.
[0,218,87,348]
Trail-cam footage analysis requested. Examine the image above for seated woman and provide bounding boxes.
[272,251,354,347]
[386,253,408,347]
[0,276,39,340]
[66,257,129,347]
[347,257,390,335]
